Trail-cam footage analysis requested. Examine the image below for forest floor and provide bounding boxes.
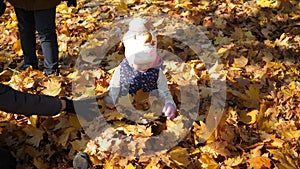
[0,0,300,168]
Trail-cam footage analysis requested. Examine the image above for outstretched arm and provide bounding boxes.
[0,84,62,116]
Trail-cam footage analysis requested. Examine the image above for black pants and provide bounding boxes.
[14,7,59,75]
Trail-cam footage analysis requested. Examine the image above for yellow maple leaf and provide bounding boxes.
[239,110,258,124]
[125,163,136,169]
[257,0,280,8]
[168,147,190,167]
[166,116,186,137]
[259,119,276,133]
[104,160,113,169]
[22,76,35,89]
[268,149,298,168]
[282,129,300,139]
[224,156,244,167]
[12,39,23,56]
[175,0,192,9]
[217,47,228,55]
[103,110,125,121]
[116,1,128,12]
[248,156,271,169]
[232,56,248,68]
[42,78,61,96]
[199,153,219,169]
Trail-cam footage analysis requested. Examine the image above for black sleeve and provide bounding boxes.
[0,84,62,116]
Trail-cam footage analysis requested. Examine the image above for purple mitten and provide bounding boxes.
[162,102,176,120]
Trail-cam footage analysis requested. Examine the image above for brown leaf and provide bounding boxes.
[22,126,44,147]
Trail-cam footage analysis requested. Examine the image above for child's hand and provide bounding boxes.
[162,103,176,120]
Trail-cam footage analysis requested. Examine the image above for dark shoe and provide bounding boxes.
[73,152,93,169]
[23,64,38,70]
[44,69,60,76]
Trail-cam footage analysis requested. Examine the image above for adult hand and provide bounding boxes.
[67,0,77,7]
[0,1,6,16]
[63,97,103,121]
[162,102,176,120]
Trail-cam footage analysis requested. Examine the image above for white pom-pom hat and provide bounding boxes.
[123,17,160,67]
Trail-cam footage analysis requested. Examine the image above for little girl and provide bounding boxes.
[105,17,176,120]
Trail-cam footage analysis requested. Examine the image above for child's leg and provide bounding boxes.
[14,7,38,70]
[34,7,59,75]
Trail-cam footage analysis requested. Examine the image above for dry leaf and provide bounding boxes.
[248,157,271,169]
[168,147,190,167]
[22,126,44,147]
[239,110,258,124]
[42,78,61,96]
[232,56,248,68]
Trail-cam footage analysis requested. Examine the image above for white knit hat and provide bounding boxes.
[123,17,158,66]
[128,17,148,33]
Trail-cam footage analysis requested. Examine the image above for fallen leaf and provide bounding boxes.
[22,126,44,147]
[168,147,190,167]
[42,78,62,96]
[248,156,271,169]
[239,110,258,124]
[232,56,248,68]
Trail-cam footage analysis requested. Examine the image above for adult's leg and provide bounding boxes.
[34,7,59,75]
[14,7,38,70]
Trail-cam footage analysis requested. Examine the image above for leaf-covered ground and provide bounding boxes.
[0,0,300,168]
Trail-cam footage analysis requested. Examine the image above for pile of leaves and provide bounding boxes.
[0,0,300,168]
